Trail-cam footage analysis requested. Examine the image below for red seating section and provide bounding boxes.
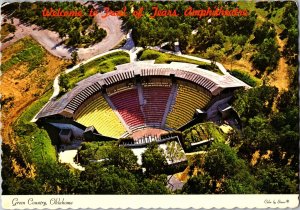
[109,88,145,128]
[142,86,171,125]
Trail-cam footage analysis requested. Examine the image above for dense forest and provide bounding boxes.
[1,1,298,194]
[114,1,294,76]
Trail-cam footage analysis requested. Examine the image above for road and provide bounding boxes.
[1,12,125,60]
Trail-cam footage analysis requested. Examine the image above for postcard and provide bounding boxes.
[1,0,299,209]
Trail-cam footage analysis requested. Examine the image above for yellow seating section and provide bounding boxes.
[75,95,126,138]
[166,85,211,129]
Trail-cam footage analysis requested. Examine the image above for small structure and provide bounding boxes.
[194,108,207,119]
[59,129,72,144]
[191,138,214,147]
[219,124,233,134]
[83,126,99,141]
[218,103,232,119]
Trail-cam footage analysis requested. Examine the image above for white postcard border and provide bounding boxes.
[1,0,299,209]
[1,194,299,209]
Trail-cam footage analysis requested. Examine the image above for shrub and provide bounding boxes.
[230,69,260,87]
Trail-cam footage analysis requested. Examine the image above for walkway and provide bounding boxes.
[58,149,85,171]
[167,174,184,191]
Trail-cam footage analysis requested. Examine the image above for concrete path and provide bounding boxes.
[58,149,85,171]
[167,175,184,191]
[121,29,135,51]
[50,76,60,100]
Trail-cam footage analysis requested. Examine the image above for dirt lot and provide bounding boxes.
[1,37,70,146]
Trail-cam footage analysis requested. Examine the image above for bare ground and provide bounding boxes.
[269,28,289,90]
[251,150,272,166]
[223,58,258,76]
[1,38,70,146]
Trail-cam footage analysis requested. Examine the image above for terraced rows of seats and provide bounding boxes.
[75,95,126,138]
[74,80,213,134]
[109,88,145,128]
[142,86,172,126]
[166,84,211,129]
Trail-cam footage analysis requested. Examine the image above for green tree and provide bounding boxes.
[252,38,280,73]
[142,142,167,176]
[203,142,257,193]
[165,141,185,164]
[255,163,297,194]
[79,64,85,75]
[204,142,244,180]
[204,44,225,66]
[59,73,70,92]
[71,51,78,65]
[78,164,139,194]
[77,142,113,165]
[106,146,138,171]
[36,162,79,194]
[232,85,278,120]
[271,89,299,169]
[281,2,298,65]
[241,117,277,155]
[181,173,212,194]
[139,178,170,194]
[222,177,257,194]
[252,22,276,44]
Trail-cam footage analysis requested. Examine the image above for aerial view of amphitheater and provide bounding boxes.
[1,0,298,197]
[35,61,248,166]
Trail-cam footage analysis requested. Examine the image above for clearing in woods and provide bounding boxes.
[268,27,289,90]
[236,1,290,90]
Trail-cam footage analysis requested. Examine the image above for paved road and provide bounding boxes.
[1,12,125,60]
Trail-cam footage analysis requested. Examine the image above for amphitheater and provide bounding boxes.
[36,61,249,146]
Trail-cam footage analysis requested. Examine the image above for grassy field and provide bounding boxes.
[1,38,45,72]
[139,49,223,75]
[14,90,57,165]
[66,51,130,88]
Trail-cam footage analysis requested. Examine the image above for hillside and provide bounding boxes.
[1,37,70,146]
